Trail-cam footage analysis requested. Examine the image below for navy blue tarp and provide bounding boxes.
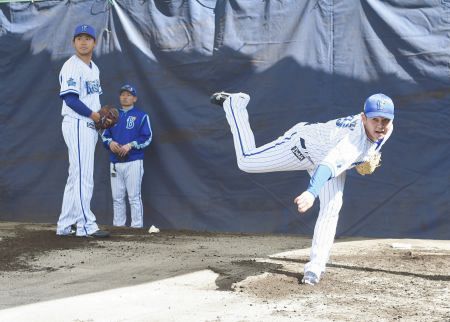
[0,0,449,238]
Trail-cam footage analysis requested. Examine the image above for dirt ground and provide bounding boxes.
[0,222,449,322]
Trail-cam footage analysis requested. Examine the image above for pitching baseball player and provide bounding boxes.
[101,85,152,228]
[210,91,394,285]
[56,24,109,238]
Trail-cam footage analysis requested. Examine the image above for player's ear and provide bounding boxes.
[361,112,367,122]
[361,112,368,126]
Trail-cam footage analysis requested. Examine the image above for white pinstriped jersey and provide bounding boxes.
[59,55,102,120]
[298,114,393,177]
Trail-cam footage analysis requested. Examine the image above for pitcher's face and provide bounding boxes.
[362,113,393,141]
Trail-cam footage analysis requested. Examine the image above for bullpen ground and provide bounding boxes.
[0,222,448,322]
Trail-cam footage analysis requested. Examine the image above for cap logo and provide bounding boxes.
[120,85,136,96]
[81,25,88,32]
[376,99,386,111]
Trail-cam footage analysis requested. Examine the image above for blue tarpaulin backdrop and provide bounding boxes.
[0,0,449,238]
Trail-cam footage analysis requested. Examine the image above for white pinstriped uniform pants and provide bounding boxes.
[305,169,346,277]
[57,116,99,236]
[223,93,346,277]
[110,159,144,228]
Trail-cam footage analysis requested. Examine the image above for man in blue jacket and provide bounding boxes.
[102,84,152,228]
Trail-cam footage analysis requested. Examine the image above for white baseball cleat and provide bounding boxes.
[301,271,320,285]
[210,91,231,106]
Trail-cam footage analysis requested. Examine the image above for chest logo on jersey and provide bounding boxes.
[336,116,356,130]
[85,80,101,94]
[67,78,76,87]
[126,116,137,129]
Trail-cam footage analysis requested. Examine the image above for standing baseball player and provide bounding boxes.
[56,24,109,238]
[210,91,394,285]
[101,85,152,228]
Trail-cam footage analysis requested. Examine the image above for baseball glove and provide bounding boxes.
[355,152,381,176]
[95,105,119,130]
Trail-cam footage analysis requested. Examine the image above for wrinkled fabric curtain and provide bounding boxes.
[0,0,449,238]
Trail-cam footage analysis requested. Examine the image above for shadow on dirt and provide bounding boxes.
[269,256,450,281]
[211,260,287,291]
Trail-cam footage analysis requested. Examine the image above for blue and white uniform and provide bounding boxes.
[56,55,103,236]
[220,93,394,280]
[102,106,152,228]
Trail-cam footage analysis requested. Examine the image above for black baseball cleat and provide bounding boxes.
[87,230,110,238]
[210,92,231,106]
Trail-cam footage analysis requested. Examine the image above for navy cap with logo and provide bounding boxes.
[73,24,96,40]
[364,93,394,120]
[120,84,137,96]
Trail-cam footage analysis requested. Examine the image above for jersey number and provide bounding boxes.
[126,116,136,129]
[336,116,356,130]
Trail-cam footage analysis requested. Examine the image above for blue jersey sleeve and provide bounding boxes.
[62,93,92,118]
[306,165,333,198]
[101,128,113,150]
[131,114,152,149]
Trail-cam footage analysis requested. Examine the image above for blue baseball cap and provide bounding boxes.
[73,24,96,40]
[364,93,394,120]
[120,84,137,96]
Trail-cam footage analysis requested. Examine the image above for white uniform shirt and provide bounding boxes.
[59,55,102,120]
[299,114,393,177]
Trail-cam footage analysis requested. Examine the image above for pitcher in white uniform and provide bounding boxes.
[210,91,395,285]
[56,24,109,238]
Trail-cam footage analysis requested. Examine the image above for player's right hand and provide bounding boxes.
[294,191,315,214]
[109,141,122,154]
[90,112,101,123]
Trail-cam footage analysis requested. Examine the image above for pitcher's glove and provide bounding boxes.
[355,152,381,176]
[95,105,119,130]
